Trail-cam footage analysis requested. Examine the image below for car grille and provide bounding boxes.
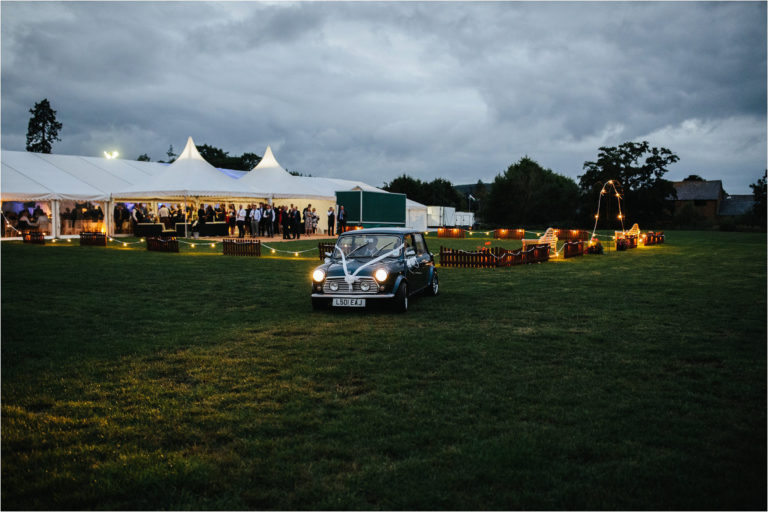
[323,277,379,294]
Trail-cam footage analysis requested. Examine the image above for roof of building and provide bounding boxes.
[672,180,724,201]
[719,195,755,216]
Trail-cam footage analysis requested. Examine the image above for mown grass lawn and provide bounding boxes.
[1,231,765,510]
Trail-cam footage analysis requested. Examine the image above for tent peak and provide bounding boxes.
[254,145,282,170]
[176,136,206,161]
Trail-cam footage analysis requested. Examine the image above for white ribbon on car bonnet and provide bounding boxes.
[334,243,405,285]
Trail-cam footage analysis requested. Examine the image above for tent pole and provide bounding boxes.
[52,199,60,239]
[184,194,189,238]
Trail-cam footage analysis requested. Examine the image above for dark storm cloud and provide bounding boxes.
[1,1,765,193]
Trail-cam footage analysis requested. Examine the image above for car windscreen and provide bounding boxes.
[332,234,403,260]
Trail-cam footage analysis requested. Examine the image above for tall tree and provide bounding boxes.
[384,175,426,202]
[579,141,679,225]
[26,99,62,153]
[483,157,579,227]
[749,170,766,229]
[240,152,262,170]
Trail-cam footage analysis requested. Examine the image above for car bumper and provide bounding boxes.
[311,293,395,299]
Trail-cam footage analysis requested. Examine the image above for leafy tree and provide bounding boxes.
[579,141,679,226]
[749,170,766,229]
[423,178,464,208]
[683,174,705,182]
[136,153,151,162]
[26,99,62,153]
[384,175,464,209]
[157,145,177,163]
[195,144,262,171]
[384,175,426,201]
[483,157,579,227]
[240,152,262,170]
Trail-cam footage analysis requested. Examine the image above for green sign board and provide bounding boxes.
[335,190,406,228]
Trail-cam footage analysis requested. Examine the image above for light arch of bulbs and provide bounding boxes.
[590,180,626,240]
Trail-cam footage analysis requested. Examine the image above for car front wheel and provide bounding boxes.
[393,282,408,313]
[425,272,439,296]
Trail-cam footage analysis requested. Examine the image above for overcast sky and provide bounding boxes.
[2,1,765,193]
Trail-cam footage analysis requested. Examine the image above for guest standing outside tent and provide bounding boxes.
[292,206,301,239]
[250,206,259,238]
[327,207,335,236]
[282,206,291,239]
[263,205,274,237]
[236,205,246,238]
[338,205,346,233]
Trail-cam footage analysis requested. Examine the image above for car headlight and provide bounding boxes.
[312,269,326,282]
[329,281,339,291]
[374,268,388,282]
[360,281,371,291]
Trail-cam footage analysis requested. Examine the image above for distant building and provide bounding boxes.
[718,195,756,218]
[670,180,755,220]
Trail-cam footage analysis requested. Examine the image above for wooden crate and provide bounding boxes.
[562,240,584,258]
[22,230,45,244]
[494,228,525,240]
[146,237,179,253]
[79,231,107,246]
[437,227,466,238]
[222,238,261,256]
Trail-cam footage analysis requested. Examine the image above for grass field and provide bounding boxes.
[1,231,765,510]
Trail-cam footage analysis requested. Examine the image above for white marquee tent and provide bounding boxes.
[1,138,429,237]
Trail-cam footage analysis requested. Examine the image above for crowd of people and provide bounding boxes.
[112,201,348,239]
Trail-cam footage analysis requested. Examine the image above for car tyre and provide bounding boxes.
[393,281,408,313]
[425,272,439,296]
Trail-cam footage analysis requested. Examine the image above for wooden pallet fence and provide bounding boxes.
[643,231,665,245]
[525,244,550,263]
[557,229,589,241]
[318,242,335,260]
[222,238,261,256]
[22,230,45,244]
[439,245,549,268]
[146,237,179,253]
[562,240,584,258]
[439,246,496,267]
[494,228,525,240]
[437,227,466,238]
[79,231,106,246]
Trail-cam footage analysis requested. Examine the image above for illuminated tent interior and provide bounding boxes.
[1,139,428,237]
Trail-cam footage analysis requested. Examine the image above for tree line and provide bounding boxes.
[23,98,768,229]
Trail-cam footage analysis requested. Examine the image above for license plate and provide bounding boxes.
[332,298,366,307]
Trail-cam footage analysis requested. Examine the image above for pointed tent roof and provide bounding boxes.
[238,145,332,199]
[113,137,267,199]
